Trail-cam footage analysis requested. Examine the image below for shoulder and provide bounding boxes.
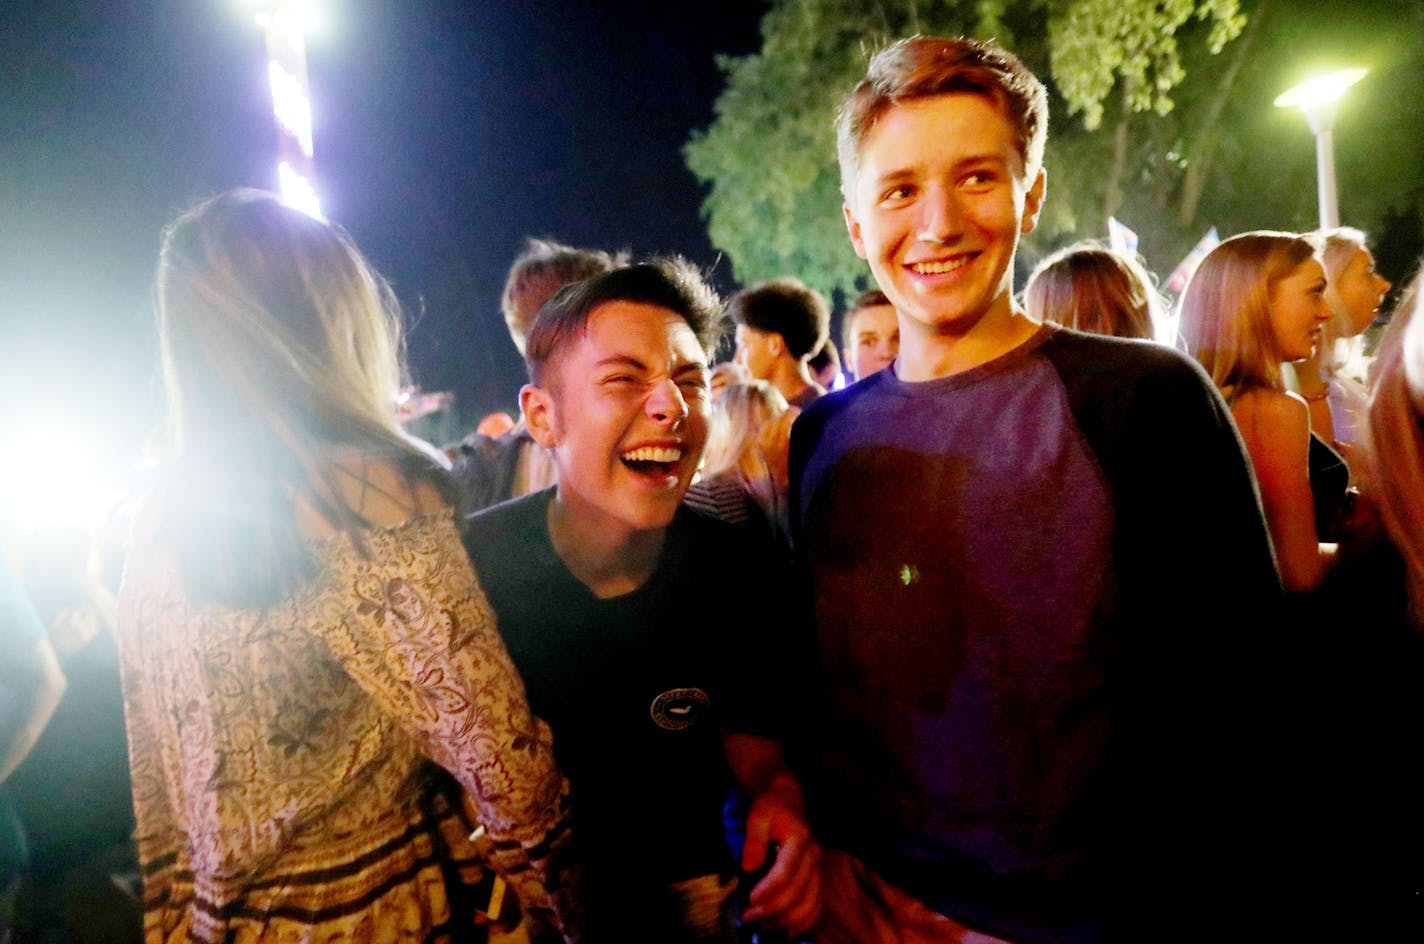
[1039,327,1208,389]
[1233,388,1308,424]
[298,454,448,539]
[1232,389,1310,456]
[673,502,783,570]
[463,489,549,546]
[791,371,886,447]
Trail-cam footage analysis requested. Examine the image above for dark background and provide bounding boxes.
[0,0,768,481]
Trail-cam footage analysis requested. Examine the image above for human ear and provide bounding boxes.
[520,384,560,448]
[1021,168,1047,235]
[843,202,868,260]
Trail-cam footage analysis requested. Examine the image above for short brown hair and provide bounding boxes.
[1179,231,1322,400]
[841,288,891,346]
[501,238,626,354]
[1024,243,1162,341]
[836,36,1049,199]
[726,277,830,361]
[525,256,723,387]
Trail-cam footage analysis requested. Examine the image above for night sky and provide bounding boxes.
[0,0,769,477]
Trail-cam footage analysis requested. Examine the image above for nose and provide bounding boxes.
[647,377,689,426]
[916,184,963,245]
[1378,274,1392,298]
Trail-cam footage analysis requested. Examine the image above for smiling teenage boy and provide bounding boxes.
[789,37,1284,943]
[463,259,819,941]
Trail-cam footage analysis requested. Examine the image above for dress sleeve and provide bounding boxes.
[303,516,580,940]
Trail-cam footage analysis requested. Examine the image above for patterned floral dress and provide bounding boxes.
[117,511,579,943]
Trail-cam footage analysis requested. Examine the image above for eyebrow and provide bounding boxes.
[594,354,649,372]
[871,153,1011,185]
[594,355,708,376]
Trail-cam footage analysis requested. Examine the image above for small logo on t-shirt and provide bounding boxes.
[649,687,710,731]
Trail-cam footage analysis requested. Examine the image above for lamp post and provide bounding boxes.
[249,1,322,219]
[1274,67,1368,229]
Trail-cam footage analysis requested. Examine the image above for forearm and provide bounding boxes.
[723,732,803,807]
[0,640,66,784]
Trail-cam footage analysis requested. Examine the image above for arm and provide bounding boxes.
[0,553,65,784]
[722,733,821,934]
[1234,392,1335,592]
[302,515,579,941]
[0,636,65,784]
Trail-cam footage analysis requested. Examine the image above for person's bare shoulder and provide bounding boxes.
[1232,389,1309,473]
[298,453,449,539]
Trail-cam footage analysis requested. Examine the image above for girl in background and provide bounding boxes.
[1024,242,1167,342]
[1180,231,1339,591]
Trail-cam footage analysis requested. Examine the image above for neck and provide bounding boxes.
[546,491,666,599]
[896,297,1040,382]
[771,358,823,404]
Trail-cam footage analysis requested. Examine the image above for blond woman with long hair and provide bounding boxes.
[1291,227,1392,451]
[684,379,793,539]
[118,191,578,943]
[1180,231,1339,592]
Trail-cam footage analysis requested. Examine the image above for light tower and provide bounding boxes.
[250,1,322,219]
[1275,67,1368,230]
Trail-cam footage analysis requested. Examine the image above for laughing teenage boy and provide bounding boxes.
[463,259,819,941]
[790,37,1284,943]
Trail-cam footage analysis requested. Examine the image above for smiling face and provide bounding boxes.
[1331,247,1392,336]
[845,302,900,379]
[522,300,710,538]
[1269,259,1331,363]
[843,93,1045,343]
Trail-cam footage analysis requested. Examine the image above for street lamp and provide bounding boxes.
[1274,67,1368,229]
[247,1,323,218]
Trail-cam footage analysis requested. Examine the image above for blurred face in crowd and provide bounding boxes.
[1269,259,1331,362]
[843,93,1045,341]
[734,323,778,380]
[845,302,900,379]
[709,361,749,402]
[523,301,711,537]
[1334,247,1391,336]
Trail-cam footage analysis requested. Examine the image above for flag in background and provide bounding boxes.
[1107,217,1139,256]
[1165,227,1221,294]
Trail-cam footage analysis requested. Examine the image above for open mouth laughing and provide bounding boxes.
[619,444,684,478]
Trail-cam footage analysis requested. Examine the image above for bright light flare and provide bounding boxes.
[0,431,120,533]
[245,0,324,36]
[1274,68,1368,111]
[268,60,314,157]
[278,161,324,219]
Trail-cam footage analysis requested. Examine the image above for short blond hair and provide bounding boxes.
[1179,231,1321,401]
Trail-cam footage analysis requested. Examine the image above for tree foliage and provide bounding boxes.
[685,0,1246,303]
[1049,0,1244,130]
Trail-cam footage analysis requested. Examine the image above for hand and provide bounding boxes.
[740,782,822,934]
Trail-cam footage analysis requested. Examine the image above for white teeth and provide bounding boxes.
[621,446,683,463]
[911,257,970,275]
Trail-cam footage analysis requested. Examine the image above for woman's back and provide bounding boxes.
[123,190,578,941]
[120,462,574,941]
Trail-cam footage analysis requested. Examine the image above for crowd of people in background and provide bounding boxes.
[3,30,1423,944]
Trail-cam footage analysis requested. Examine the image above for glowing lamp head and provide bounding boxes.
[1274,68,1368,112]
